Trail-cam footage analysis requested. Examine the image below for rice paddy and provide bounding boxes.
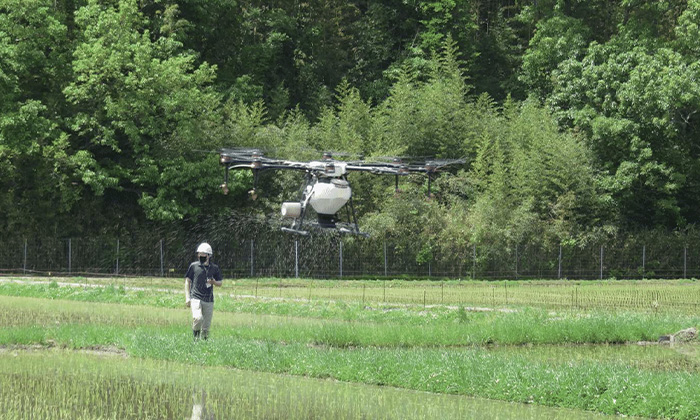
[0,276,699,418]
[5,276,699,314]
[0,349,615,420]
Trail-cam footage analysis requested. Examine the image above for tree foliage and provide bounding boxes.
[2,0,699,247]
[549,16,700,228]
[63,0,227,222]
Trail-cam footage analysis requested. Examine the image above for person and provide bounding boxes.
[185,242,223,340]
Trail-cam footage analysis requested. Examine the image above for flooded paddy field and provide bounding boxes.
[0,349,613,420]
[0,277,698,418]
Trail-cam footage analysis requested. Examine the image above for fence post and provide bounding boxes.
[339,239,343,278]
[116,239,120,275]
[515,245,519,279]
[642,245,646,278]
[68,238,72,275]
[384,241,388,277]
[600,246,604,280]
[250,240,254,277]
[23,239,27,275]
[295,240,299,278]
[684,247,687,279]
[160,239,164,277]
[472,244,476,279]
[558,245,562,279]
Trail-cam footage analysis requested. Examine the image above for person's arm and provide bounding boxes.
[207,267,223,287]
[185,277,192,307]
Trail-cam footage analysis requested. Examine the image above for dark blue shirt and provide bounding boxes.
[185,261,223,303]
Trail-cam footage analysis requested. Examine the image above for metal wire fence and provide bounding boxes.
[2,229,700,280]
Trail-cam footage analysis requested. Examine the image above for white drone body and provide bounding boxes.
[282,178,351,228]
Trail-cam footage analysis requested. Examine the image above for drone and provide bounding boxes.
[218,148,464,236]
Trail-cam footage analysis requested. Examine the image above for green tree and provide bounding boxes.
[507,100,614,244]
[373,37,474,159]
[448,97,614,254]
[550,36,700,228]
[0,0,76,234]
[520,15,591,100]
[312,80,374,155]
[63,0,227,223]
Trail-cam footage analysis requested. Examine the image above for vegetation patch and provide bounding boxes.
[1,279,699,418]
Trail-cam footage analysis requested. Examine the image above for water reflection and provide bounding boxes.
[191,389,214,420]
[671,342,699,359]
[219,369,612,420]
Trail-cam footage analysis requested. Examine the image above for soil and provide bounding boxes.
[0,342,128,358]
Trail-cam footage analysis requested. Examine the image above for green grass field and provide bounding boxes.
[8,276,699,313]
[1,276,699,419]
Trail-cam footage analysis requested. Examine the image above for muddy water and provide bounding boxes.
[0,349,613,420]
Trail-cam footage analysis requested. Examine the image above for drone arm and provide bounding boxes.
[261,164,311,171]
[292,187,315,231]
[226,164,258,170]
[344,165,408,175]
[225,163,311,172]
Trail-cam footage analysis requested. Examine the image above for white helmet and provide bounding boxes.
[196,242,213,255]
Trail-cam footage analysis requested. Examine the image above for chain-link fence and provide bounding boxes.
[2,229,700,279]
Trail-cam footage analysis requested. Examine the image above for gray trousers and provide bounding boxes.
[191,299,214,333]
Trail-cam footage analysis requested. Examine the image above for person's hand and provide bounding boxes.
[207,278,215,287]
[185,298,191,308]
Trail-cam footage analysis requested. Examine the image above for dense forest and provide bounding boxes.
[2,0,700,251]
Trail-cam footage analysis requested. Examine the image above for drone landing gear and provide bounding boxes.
[338,227,369,237]
[281,227,309,236]
[282,225,367,237]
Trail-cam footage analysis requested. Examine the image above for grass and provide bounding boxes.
[1,278,699,418]
[3,276,700,314]
[1,322,698,418]
[0,349,608,420]
[1,294,697,347]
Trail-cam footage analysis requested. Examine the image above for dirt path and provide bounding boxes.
[0,342,128,357]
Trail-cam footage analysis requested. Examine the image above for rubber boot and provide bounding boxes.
[202,330,209,341]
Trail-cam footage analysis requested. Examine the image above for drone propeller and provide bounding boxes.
[360,156,466,193]
[294,146,366,161]
[219,148,267,196]
[220,147,267,162]
[372,155,436,164]
[220,147,265,157]
[219,146,465,197]
[420,158,467,173]
[348,156,465,174]
[321,150,366,160]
